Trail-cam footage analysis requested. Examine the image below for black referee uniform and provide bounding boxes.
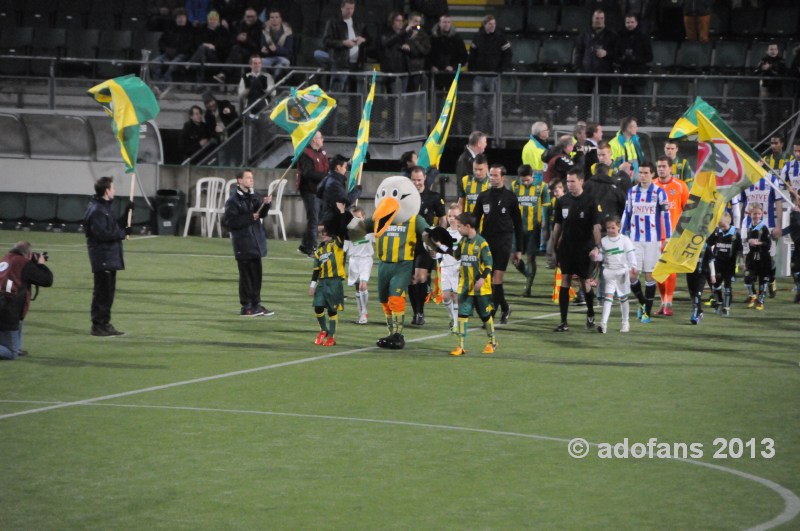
[474,186,523,320]
[410,188,446,324]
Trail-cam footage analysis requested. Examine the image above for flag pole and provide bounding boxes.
[256,162,295,216]
[126,172,136,239]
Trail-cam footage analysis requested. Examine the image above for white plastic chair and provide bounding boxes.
[210,178,238,237]
[182,177,227,237]
[266,178,288,240]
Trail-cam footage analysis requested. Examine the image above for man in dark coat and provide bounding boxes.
[573,9,617,94]
[467,14,511,133]
[454,131,488,182]
[85,176,131,337]
[317,154,360,225]
[223,169,273,317]
[297,131,330,256]
[615,14,652,95]
[429,14,467,90]
[0,241,53,359]
[321,0,368,92]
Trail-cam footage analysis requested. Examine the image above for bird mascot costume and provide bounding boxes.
[350,176,433,349]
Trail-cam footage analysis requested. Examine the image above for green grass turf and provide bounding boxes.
[0,232,798,529]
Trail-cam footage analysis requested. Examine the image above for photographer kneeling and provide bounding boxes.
[0,241,54,360]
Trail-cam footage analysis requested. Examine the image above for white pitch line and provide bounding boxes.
[0,311,561,420]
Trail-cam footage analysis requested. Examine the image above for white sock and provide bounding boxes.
[354,289,363,315]
[620,298,630,323]
[601,295,612,326]
[361,290,369,315]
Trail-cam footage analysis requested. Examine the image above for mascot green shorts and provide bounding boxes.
[377,261,414,302]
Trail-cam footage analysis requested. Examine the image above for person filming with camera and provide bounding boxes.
[0,241,54,360]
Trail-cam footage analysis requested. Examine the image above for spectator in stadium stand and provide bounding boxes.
[259,8,294,80]
[187,10,231,85]
[381,12,409,93]
[410,0,449,33]
[402,12,431,92]
[151,8,196,90]
[186,0,210,28]
[321,0,368,93]
[573,9,617,95]
[429,14,468,90]
[148,0,184,32]
[213,0,245,30]
[617,0,657,36]
[521,121,552,177]
[219,7,263,84]
[238,54,275,116]
[614,13,652,95]
[180,105,217,163]
[755,42,787,141]
[467,14,512,133]
[682,0,712,43]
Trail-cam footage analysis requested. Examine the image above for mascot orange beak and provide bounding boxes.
[373,196,400,237]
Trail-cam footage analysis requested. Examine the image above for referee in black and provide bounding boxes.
[473,163,523,324]
[551,167,602,332]
[409,165,446,325]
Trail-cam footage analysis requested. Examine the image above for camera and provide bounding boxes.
[32,251,49,262]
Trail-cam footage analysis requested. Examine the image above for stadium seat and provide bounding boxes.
[183,177,227,238]
[762,6,798,37]
[537,37,574,71]
[730,7,764,37]
[558,6,589,35]
[24,193,59,229]
[266,178,288,240]
[708,6,729,39]
[0,26,33,75]
[711,40,748,73]
[121,0,148,31]
[675,41,712,72]
[63,28,98,77]
[519,76,551,93]
[30,27,66,77]
[525,5,559,36]
[510,37,540,71]
[21,3,55,27]
[0,113,27,158]
[695,78,725,99]
[0,0,19,26]
[656,79,690,97]
[494,6,525,36]
[650,40,677,72]
[54,0,88,29]
[96,29,133,79]
[0,192,25,223]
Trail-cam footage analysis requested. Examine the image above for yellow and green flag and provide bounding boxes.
[653,111,767,282]
[669,97,762,162]
[269,84,336,165]
[88,74,160,173]
[418,65,460,171]
[349,71,376,193]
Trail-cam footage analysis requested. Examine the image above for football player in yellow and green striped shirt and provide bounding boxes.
[664,140,694,189]
[512,164,551,297]
[450,212,497,356]
[457,153,489,214]
[310,207,350,347]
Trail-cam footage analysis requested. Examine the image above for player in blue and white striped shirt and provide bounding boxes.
[781,141,800,195]
[621,162,671,322]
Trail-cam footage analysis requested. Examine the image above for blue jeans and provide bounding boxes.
[152,53,188,83]
[0,321,22,360]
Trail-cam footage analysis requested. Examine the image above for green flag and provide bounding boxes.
[269,85,337,165]
[349,71,376,193]
[669,97,761,161]
[418,66,460,171]
[88,74,160,173]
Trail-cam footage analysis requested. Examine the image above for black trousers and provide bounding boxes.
[237,258,263,307]
[91,270,117,326]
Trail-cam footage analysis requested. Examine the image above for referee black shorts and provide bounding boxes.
[414,242,435,271]
[557,247,593,279]
[486,234,513,272]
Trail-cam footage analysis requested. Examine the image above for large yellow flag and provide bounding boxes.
[653,112,767,282]
[417,66,460,171]
[269,85,336,165]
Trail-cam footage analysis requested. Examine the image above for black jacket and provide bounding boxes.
[180,119,216,161]
[473,186,524,244]
[317,170,360,223]
[584,172,628,222]
[615,26,652,75]
[380,29,407,74]
[467,27,511,74]
[755,54,787,94]
[223,187,268,261]
[429,23,467,72]
[204,99,239,137]
[574,27,617,74]
[159,21,196,58]
[455,147,476,181]
[322,14,367,70]
[84,196,126,273]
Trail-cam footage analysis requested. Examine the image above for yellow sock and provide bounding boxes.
[457,317,468,348]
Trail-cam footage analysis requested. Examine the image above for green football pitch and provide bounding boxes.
[1,232,798,529]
